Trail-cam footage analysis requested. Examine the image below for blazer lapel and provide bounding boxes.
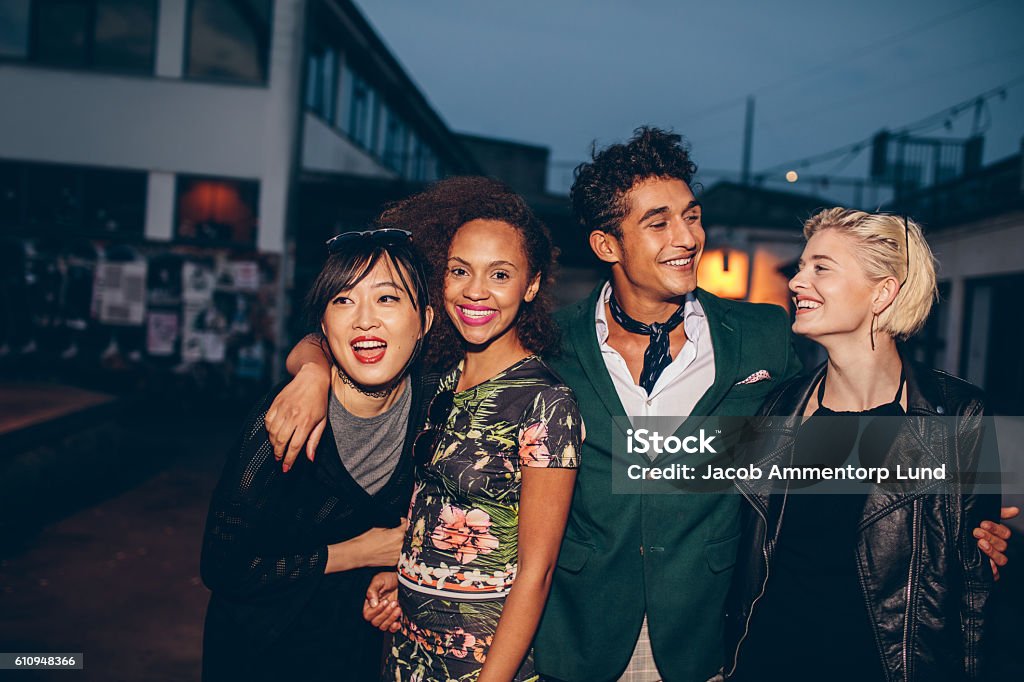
[682,289,741,429]
[568,283,629,436]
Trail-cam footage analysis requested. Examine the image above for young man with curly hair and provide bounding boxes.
[527,127,796,682]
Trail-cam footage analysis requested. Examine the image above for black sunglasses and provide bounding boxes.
[413,389,455,466]
[325,228,412,254]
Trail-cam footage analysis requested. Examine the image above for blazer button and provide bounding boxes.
[936,406,945,414]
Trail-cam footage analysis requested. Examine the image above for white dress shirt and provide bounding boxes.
[595,281,716,447]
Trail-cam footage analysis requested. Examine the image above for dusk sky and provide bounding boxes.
[353,0,1024,197]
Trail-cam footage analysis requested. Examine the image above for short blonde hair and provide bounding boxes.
[803,208,938,340]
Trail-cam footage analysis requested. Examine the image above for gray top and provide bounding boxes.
[327,377,412,496]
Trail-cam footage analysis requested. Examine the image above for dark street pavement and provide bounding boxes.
[0,405,244,682]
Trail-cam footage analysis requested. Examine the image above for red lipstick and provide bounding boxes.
[350,336,387,364]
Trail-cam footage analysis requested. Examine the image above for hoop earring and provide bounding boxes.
[870,313,878,352]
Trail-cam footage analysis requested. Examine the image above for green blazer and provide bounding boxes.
[534,283,801,682]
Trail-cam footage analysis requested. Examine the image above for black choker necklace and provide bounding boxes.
[339,370,395,400]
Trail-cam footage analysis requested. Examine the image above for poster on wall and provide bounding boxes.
[147,254,184,307]
[146,311,179,357]
[183,261,216,304]
[93,261,148,326]
[217,260,261,292]
[181,302,228,363]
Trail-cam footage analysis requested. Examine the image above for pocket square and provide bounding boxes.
[735,369,772,386]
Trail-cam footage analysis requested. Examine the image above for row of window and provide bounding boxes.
[306,44,445,182]
[0,160,259,247]
[0,0,272,84]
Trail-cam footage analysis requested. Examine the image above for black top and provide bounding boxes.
[735,371,905,682]
[200,370,439,682]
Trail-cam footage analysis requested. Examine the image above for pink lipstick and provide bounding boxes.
[456,304,498,327]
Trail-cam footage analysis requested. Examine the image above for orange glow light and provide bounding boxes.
[697,248,750,300]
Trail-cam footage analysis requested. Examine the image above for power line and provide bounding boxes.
[696,43,1024,145]
[680,0,999,125]
[755,74,1024,176]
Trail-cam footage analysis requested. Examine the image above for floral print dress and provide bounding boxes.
[386,355,582,682]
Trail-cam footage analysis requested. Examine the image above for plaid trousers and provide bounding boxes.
[617,616,663,682]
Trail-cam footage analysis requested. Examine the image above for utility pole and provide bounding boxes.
[741,96,755,185]
[971,97,984,136]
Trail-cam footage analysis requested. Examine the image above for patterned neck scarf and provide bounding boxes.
[608,292,687,394]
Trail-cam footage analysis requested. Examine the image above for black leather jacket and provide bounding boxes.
[724,360,998,682]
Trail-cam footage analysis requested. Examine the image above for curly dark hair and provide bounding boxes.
[570,126,698,239]
[376,176,560,371]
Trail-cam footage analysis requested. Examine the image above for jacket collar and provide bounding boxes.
[689,288,741,420]
[566,283,629,426]
[902,355,947,415]
[766,351,946,417]
[565,283,742,428]
[738,353,949,528]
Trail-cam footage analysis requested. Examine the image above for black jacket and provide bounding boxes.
[200,370,438,682]
[724,360,998,682]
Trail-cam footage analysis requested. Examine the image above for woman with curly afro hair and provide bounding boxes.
[269,177,584,682]
[378,175,561,373]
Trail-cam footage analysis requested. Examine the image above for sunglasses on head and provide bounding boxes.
[413,389,455,466]
[325,228,412,254]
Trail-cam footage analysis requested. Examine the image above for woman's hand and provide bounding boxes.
[265,363,331,471]
[973,505,1018,581]
[363,571,403,632]
[326,519,409,573]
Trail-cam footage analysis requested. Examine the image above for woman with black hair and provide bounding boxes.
[200,229,434,681]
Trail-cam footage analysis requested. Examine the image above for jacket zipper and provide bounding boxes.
[728,489,787,678]
[902,498,921,681]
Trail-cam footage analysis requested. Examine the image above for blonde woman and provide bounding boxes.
[725,209,1009,681]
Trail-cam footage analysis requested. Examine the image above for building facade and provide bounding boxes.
[893,145,1024,413]
[0,0,485,383]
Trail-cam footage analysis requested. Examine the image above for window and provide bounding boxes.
[0,0,30,58]
[305,43,336,122]
[344,67,378,150]
[382,110,408,175]
[28,0,156,73]
[91,0,157,71]
[408,136,440,182]
[186,0,272,84]
[961,274,1024,413]
[175,175,259,247]
[0,159,146,236]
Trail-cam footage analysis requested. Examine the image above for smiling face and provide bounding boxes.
[789,229,889,343]
[592,177,705,305]
[443,219,540,351]
[320,257,430,389]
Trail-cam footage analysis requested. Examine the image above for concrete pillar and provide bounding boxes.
[155,0,188,79]
[144,171,176,241]
[258,0,306,255]
[258,0,307,379]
